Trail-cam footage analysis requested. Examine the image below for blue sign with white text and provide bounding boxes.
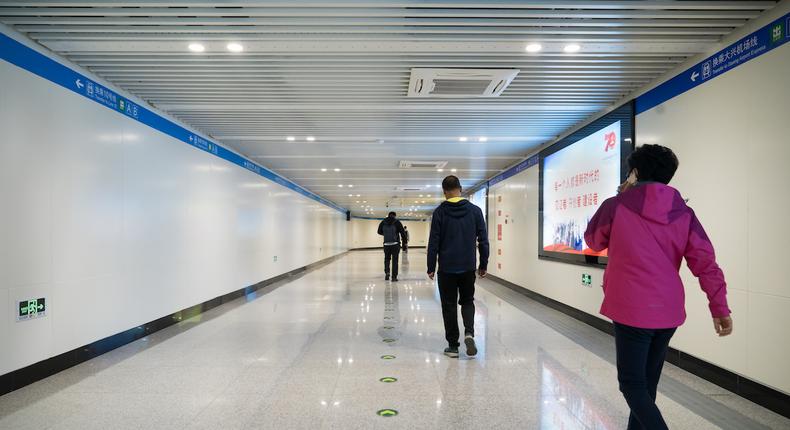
[637,12,790,114]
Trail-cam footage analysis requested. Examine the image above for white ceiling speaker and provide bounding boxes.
[408,68,520,98]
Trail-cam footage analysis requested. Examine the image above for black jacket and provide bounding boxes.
[427,199,489,274]
[378,217,407,245]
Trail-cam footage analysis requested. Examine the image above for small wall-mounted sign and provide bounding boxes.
[17,297,46,321]
[582,274,593,287]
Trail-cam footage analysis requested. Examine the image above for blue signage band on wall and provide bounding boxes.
[0,32,346,214]
[637,11,790,115]
[489,154,539,187]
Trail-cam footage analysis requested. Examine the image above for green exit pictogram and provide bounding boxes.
[771,22,785,43]
[582,274,592,286]
[377,409,399,417]
[17,298,46,321]
[379,377,398,383]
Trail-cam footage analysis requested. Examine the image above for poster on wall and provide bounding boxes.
[539,101,634,266]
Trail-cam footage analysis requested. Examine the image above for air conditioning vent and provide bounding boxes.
[395,187,423,191]
[408,68,519,98]
[399,160,448,169]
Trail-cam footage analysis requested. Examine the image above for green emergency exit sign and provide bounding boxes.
[17,297,46,321]
[582,274,592,287]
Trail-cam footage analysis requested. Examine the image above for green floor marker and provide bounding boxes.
[383,326,394,329]
[377,409,398,417]
[380,355,396,360]
[379,377,398,383]
[383,338,396,343]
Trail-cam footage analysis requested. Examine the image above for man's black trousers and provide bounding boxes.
[383,244,400,278]
[437,270,476,348]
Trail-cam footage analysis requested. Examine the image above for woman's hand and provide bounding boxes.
[713,316,733,337]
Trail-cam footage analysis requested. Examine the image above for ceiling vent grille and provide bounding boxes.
[399,160,448,169]
[408,68,519,98]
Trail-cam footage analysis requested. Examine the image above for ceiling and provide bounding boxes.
[0,1,778,218]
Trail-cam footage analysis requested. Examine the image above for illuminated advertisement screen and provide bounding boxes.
[539,102,634,267]
[468,186,488,225]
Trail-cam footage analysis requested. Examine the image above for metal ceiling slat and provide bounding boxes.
[0,16,748,28]
[0,1,776,10]
[0,7,764,19]
[13,25,733,36]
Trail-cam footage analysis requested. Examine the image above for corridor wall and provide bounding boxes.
[487,33,790,395]
[0,35,348,376]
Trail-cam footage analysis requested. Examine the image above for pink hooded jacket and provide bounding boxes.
[584,183,730,329]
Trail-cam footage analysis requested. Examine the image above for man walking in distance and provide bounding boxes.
[402,226,410,253]
[427,175,489,358]
[378,211,407,281]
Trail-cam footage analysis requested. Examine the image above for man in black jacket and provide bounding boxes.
[378,211,407,281]
[427,176,489,358]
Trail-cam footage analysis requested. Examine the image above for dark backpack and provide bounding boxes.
[382,222,399,243]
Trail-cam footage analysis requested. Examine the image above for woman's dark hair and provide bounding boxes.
[627,144,679,184]
[442,175,462,192]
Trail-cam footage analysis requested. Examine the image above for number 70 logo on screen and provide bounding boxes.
[604,131,617,152]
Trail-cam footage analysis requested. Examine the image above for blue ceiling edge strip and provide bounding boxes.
[0,31,347,215]
[636,11,790,115]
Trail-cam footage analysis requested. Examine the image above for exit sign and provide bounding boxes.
[17,297,46,321]
[581,274,592,287]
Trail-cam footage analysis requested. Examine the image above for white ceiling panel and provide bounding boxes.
[0,0,777,217]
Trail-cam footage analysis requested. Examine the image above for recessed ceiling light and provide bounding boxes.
[459,137,468,142]
[478,136,488,142]
[306,136,316,142]
[338,184,343,188]
[451,168,457,172]
[286,136,295,141]
[356,194,361,197]
[188,43,205,53]
[356,201,360,203]
[564,44,581,53]
[348,194,353,197]
[227,42,244,53]
[425,184,431,188]
[419,194,424,197]
[437,169,444,172]
[427,195,432,197]
[525,43,542,53]
[348,184,353,188]
[321,168,327,172]
[333,168,340,172]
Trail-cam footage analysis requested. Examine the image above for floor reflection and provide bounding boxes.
[538,348,619,430]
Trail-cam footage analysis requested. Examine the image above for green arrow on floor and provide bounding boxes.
[380,355,396,360]
[377,409,398,417]
[379,377,398,383]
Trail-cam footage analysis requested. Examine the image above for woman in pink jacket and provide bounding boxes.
[584,144,733,430]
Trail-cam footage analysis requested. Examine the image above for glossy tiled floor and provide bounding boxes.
[1,250,788,430]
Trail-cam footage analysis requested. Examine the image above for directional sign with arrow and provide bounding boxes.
[75,79,84,89]
[690,71,700,82]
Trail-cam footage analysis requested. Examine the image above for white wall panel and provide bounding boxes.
[487,42,790,396]
[637,43,790,393]
[0,58,349,375]
[0,65,53,289]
